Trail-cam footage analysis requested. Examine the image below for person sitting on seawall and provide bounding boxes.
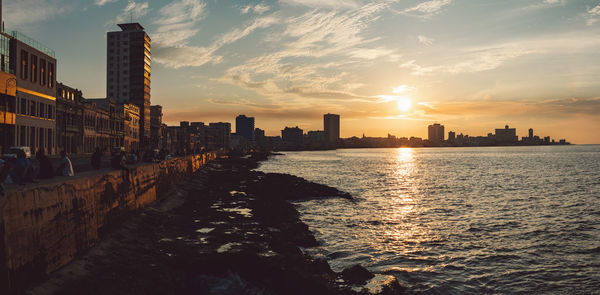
[111,150,130,180]
[91,147,103,170]
[8,150,36,184]
[56,150,74,177]
[36,148,54,179]
[0,158,15,195]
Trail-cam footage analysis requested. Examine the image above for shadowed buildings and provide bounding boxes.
[324,113,340,144]
[107,23,151,147]
[56,83,83,154]
[282,126,303,150]
[207,122,231,151]
[428,123,444,143]
[495,125,518,144]
[235,115,255,142]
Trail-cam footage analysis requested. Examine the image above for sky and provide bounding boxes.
[3,0,600,143]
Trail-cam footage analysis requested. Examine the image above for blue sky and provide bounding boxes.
[4,0,600,143]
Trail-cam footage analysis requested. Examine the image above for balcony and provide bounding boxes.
[10,31,56,58]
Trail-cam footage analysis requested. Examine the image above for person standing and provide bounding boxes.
[91,147,102,170]
[36,148,54,179]
[57,150,74,177]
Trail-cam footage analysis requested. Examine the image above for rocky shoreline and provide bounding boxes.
[27,153,404,295]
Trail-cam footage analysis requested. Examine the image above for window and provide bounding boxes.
[20,98,27,115]
[20,126,26,145]
[31,55,38,83]
[39,102,45,118]
[40,59,46,86]
[30,101,36,117]
[48,63,54,88]
[48,105,53,119]
[21,50,28,80]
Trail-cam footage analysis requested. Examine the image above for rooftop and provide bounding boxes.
[117,23,145,32]
[10,31,55,58]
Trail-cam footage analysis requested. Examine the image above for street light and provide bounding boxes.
[3,77,17,153]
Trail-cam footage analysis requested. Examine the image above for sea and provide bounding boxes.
[256,145,600,294]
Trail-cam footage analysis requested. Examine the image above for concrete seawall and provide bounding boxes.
[0,153,217,293]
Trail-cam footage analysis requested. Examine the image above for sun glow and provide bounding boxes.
[396,98,412,112]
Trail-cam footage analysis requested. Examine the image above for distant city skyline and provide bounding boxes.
[3,0,600,143]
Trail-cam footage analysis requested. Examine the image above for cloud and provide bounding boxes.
[95,0,119,6]
[586,4,600,25]
[241,3,271,14]
[153,16,279,68]
[279,0,360,9]
[417,35,434,46]
[114,1,149,24]
[221,3,398,102]
[3,0,74,29]
[403,0,452,18]
[152,0,206,46]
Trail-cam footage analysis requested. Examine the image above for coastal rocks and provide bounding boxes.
[27,154,403,295]
[342,265,374,284]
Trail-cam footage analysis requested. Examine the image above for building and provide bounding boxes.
[448,131,456,142]
[306,130,328,149]
[235,114,255,142]
[528,128,533,139]
[107,23,151,146]
[86,98,123,150]
[150,105,162,149]
[82,100,110,153]
[281,126,304,149]
[494,125,518,143]
[324,113,340,143]
[56,83,84,154]
[7,30,58,155]
[207,122,230,151]
[0,69,16,154]
[117,103,140,151]
[428,123,444,143]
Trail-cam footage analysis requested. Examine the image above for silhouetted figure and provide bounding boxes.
[57,150,74,177]
[91,148,102,170]
[111,151,130,181]
[9,150,35,184]
[0,158,15,195]
[36,148,54,179]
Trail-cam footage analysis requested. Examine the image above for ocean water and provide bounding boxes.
[256,146,600,294]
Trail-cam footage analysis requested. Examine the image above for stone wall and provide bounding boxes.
[0,153,217,294]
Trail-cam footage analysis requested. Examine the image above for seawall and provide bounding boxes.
[0,153,217,294]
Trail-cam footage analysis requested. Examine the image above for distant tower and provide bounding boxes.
[235,115,255,141]
[448,131,456,141]
[529,128,533,139]
[107,23,151,146]
[428,123,444,142]
[324,113,340,143]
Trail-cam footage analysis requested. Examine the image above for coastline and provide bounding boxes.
[27,153,404,295]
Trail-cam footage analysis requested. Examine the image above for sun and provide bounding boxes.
[396,98,412,112]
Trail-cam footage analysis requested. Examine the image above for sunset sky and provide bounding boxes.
[4,0,600,143]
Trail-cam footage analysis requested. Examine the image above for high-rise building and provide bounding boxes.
[448,131,456,142]
[324,113,340,143]
[235,114,255,141]
[282,126,304,148]
[428,123,444,143]
[529,128,533,139]
[495,125,518,143]
[207,122,231,150]
[107,23,151,146]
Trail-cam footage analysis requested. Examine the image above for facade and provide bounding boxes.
[235,114,255,142]
[118,103,140,151]
[56,83,83,154]
[107,23,151,146]
[10,31,57,155]
[428,123,444,143]
[281,126,303,149]
[494,125,518,143]
[448,131,456,142]
[150,105,162,149]
[324,113,340,143]
[207,122,231,151]
[82,100,111,153]
[0,69,16,154]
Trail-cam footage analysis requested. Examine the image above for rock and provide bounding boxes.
[341,265,374,285]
